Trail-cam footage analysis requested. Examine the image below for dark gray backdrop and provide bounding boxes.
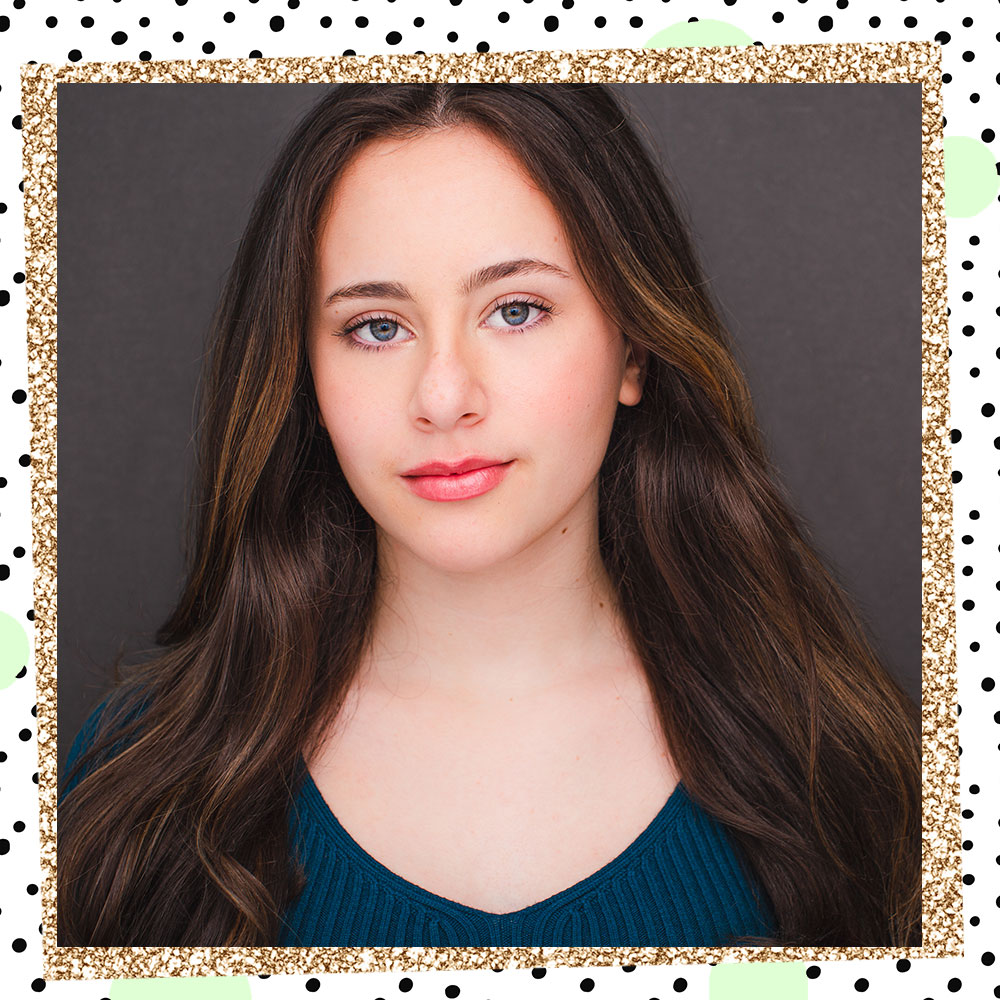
[56,83,922,775]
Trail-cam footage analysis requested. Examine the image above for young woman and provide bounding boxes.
[59,83,921,948]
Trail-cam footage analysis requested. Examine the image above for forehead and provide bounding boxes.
[314,126,574,277]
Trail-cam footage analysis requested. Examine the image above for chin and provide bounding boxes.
[389,524,538,577]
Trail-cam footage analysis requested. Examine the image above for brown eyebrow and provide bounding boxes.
[321,258,572,308]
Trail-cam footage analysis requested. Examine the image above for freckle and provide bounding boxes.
[561,527,567,534]
[599,601,604,608]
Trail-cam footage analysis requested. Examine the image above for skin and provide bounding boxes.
[305,126,678,913]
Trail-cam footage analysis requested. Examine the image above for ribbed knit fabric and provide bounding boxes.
[279,767,774,946]
[63,698,776,947]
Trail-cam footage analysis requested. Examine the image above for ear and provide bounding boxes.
[618,340,647,407]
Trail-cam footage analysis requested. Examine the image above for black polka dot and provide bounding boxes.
[477,41,489,52]
[630,16,643,27]
[498,12,509,22]
[983,129,995,143]
[983,953,996,966]
[202,41,215,54]
[983,403,995,417]
[68,49,82,61]
[896,959,910,972]
[673,980,688,993]
[270,15,284,31]
[12,939,26,952]
[305,980,320,994]
[948,979,962,993]
[773,12,784,22]
[139,16,150,27]
[0,17,8,31]
[81,16,94,27]
[819,15,833,30]
[869,16,881,28]
[399,980,413,994]
[622,966,635,973]
[13,547,24,558]
[580,980,594,993]
[806,966,821,979]
[12,115,22,130]
[320,17,331,27]
[30,980,45,993]
[595,16,606,27]
[855,979,869,992]
[531,969,546,979]
[12,820,24,832]
[172,31,183,41]
[355,15,368,26]
[18,454,30,467]
[387,31,402,44]
[544,15,559,30]
[45,16,57,27]
[445,988,460,999]
[0,840,8,855]
[111,31,127,45]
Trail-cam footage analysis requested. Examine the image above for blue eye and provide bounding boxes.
[484,299,551,330]
[366,318,399,342]
[341,314,412,350]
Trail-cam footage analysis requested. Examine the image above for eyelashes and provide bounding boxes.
[337,296,554,353]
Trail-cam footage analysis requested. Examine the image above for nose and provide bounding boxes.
[409,333,488,432]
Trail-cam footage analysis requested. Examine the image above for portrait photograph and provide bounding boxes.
[51,75,924,955]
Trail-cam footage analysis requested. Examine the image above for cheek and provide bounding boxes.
[314,372,383,473]
[515,339,623,435]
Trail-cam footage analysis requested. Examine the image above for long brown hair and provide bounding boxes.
[58,83,920,947]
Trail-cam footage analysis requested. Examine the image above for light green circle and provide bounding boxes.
[710,961,807,1000]
[0,610,30,690]
[646,19,754,49]
[943,136,1000,217]
[110,976,251,1000]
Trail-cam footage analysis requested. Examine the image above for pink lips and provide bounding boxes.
[401,457,514,502]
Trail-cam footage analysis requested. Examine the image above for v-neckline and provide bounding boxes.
[296,763,690,920]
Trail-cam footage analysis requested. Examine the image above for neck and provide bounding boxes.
[362,509,639,703]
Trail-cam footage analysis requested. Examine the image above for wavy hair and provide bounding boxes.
[58,83,920,947]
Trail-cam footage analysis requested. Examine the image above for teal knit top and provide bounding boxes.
[62,698,776,947]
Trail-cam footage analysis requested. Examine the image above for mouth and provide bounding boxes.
[401,458,514,502]
[402,456,511,477]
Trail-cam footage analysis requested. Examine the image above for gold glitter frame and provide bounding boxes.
[26,45,955,980]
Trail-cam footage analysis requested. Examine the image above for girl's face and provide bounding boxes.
[307,126,643,575]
